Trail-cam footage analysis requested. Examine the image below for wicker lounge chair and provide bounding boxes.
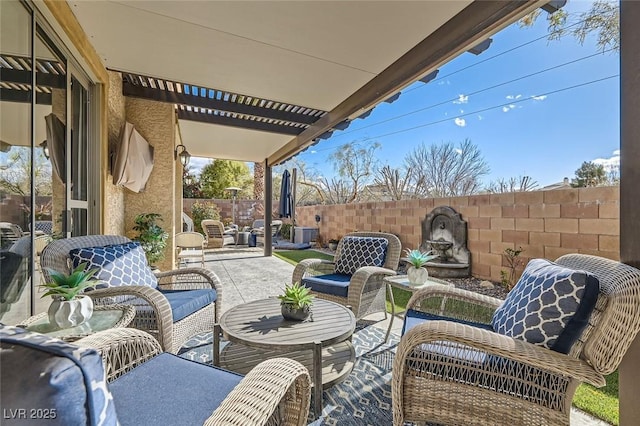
[292,231,401,321]
[40,235,222,353]
[1,325,311,426]
[202,219,236,248]
[392,254,640,426]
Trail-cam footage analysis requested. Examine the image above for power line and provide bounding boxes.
[303,74,617,156]
[329,48,614,141]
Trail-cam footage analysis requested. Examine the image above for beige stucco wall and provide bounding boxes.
[104,71,126,235]
[125,97,177,270]
[296,186,620,282]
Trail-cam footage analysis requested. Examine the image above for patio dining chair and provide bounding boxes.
[292,231,401,321]
[202,219,236,248]
[175,231,206,268]
[392,254,640,426]
[1,325,311,426]
[40,235,222,353]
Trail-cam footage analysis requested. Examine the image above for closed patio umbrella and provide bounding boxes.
[279,169,292,218]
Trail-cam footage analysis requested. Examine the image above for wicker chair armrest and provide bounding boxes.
[406,284,503,313]
[292,258,336,284]
[86,286,173,351]
[155,268,221,291]
[205,357,311,426]
[347,266,396,308]
[76,328,162,382]
[398,320,605,387]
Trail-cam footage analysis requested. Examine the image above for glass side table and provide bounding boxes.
[383,275,453,342]
[19,305,135,342]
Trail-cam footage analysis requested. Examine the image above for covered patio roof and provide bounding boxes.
[67,0,547,165]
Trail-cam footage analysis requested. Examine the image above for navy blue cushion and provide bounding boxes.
[302,273,352,298]
[0,325,118,426]
[70,241,158,290]
[160,289,217,322]
[491,258,600,354]
[402,309,493,336]
[334,236,388,275]
[110,353,242,426]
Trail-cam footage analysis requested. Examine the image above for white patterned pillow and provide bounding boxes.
[69,241,158,289]
[334,236,389,275]
[491,258,600,354]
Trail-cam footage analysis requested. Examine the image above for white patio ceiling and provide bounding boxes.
[68,1,544,165]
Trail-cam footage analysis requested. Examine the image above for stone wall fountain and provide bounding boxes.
[419,206,470,278]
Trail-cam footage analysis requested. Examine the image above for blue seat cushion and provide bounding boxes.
[110,353,242,426]
[491,258,600,354]
[302,273,352,298]
[160,289,217,322]
[402,309,494,336]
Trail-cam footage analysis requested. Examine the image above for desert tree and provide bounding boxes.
[326,141,381,203]
[405,139,490,197]
[486,175,539,193]
[571,161,609,187]
[373,165,415,200]
[520,0,619,52]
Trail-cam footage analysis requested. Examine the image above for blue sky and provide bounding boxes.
[291,0,620,188]
[190,1,620,189]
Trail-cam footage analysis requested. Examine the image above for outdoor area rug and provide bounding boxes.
[179,323,400,425]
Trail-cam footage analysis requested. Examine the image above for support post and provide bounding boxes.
[620,2,640,424]
[264,161,272,256]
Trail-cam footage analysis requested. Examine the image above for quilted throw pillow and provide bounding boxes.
[0,325,118,425]
[491,258,600,354]
[69,241,157,289]
[334,236,389,275]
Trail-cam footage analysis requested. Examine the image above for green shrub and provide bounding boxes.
[280,223,292,240]
[191,201,221,234]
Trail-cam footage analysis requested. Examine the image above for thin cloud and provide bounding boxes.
[454,118,466,127]
[189,157,212,175]
[437,79,451,86]
[310,150,317,154]
[477,115,483,120]
[531,95,547,101]
[592,150,620,172]
[502,104,516,113]
[506,94,522,100]
[454,148,463,155]
[453,94,469,104]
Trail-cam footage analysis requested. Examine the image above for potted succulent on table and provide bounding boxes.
[278,282,314,321]
[405,248,438,286]
[328,237,341,251]
[41,262,99,329]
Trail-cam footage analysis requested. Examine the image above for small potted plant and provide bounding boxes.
[132,213,169,268]
[405,248,438,285]
[41,262,99,329]
[328,236,341,251]
[278,282,314,321]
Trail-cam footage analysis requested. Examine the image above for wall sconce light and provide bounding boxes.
[184,175,194,186]
[40,140,50,160]
[315,214,321,224]
[174,144,191,167]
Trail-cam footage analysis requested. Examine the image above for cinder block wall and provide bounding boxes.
[296,186,620,282]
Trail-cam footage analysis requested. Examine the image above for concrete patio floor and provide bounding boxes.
[195,246,611,426]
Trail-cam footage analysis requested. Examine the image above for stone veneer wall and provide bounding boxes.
[104,71,126,235]
[296,186,620,282]
[124,98,176,271]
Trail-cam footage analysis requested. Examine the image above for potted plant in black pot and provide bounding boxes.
[132,213,169,268]
[41,262,99,328]
[278,282,314,321]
